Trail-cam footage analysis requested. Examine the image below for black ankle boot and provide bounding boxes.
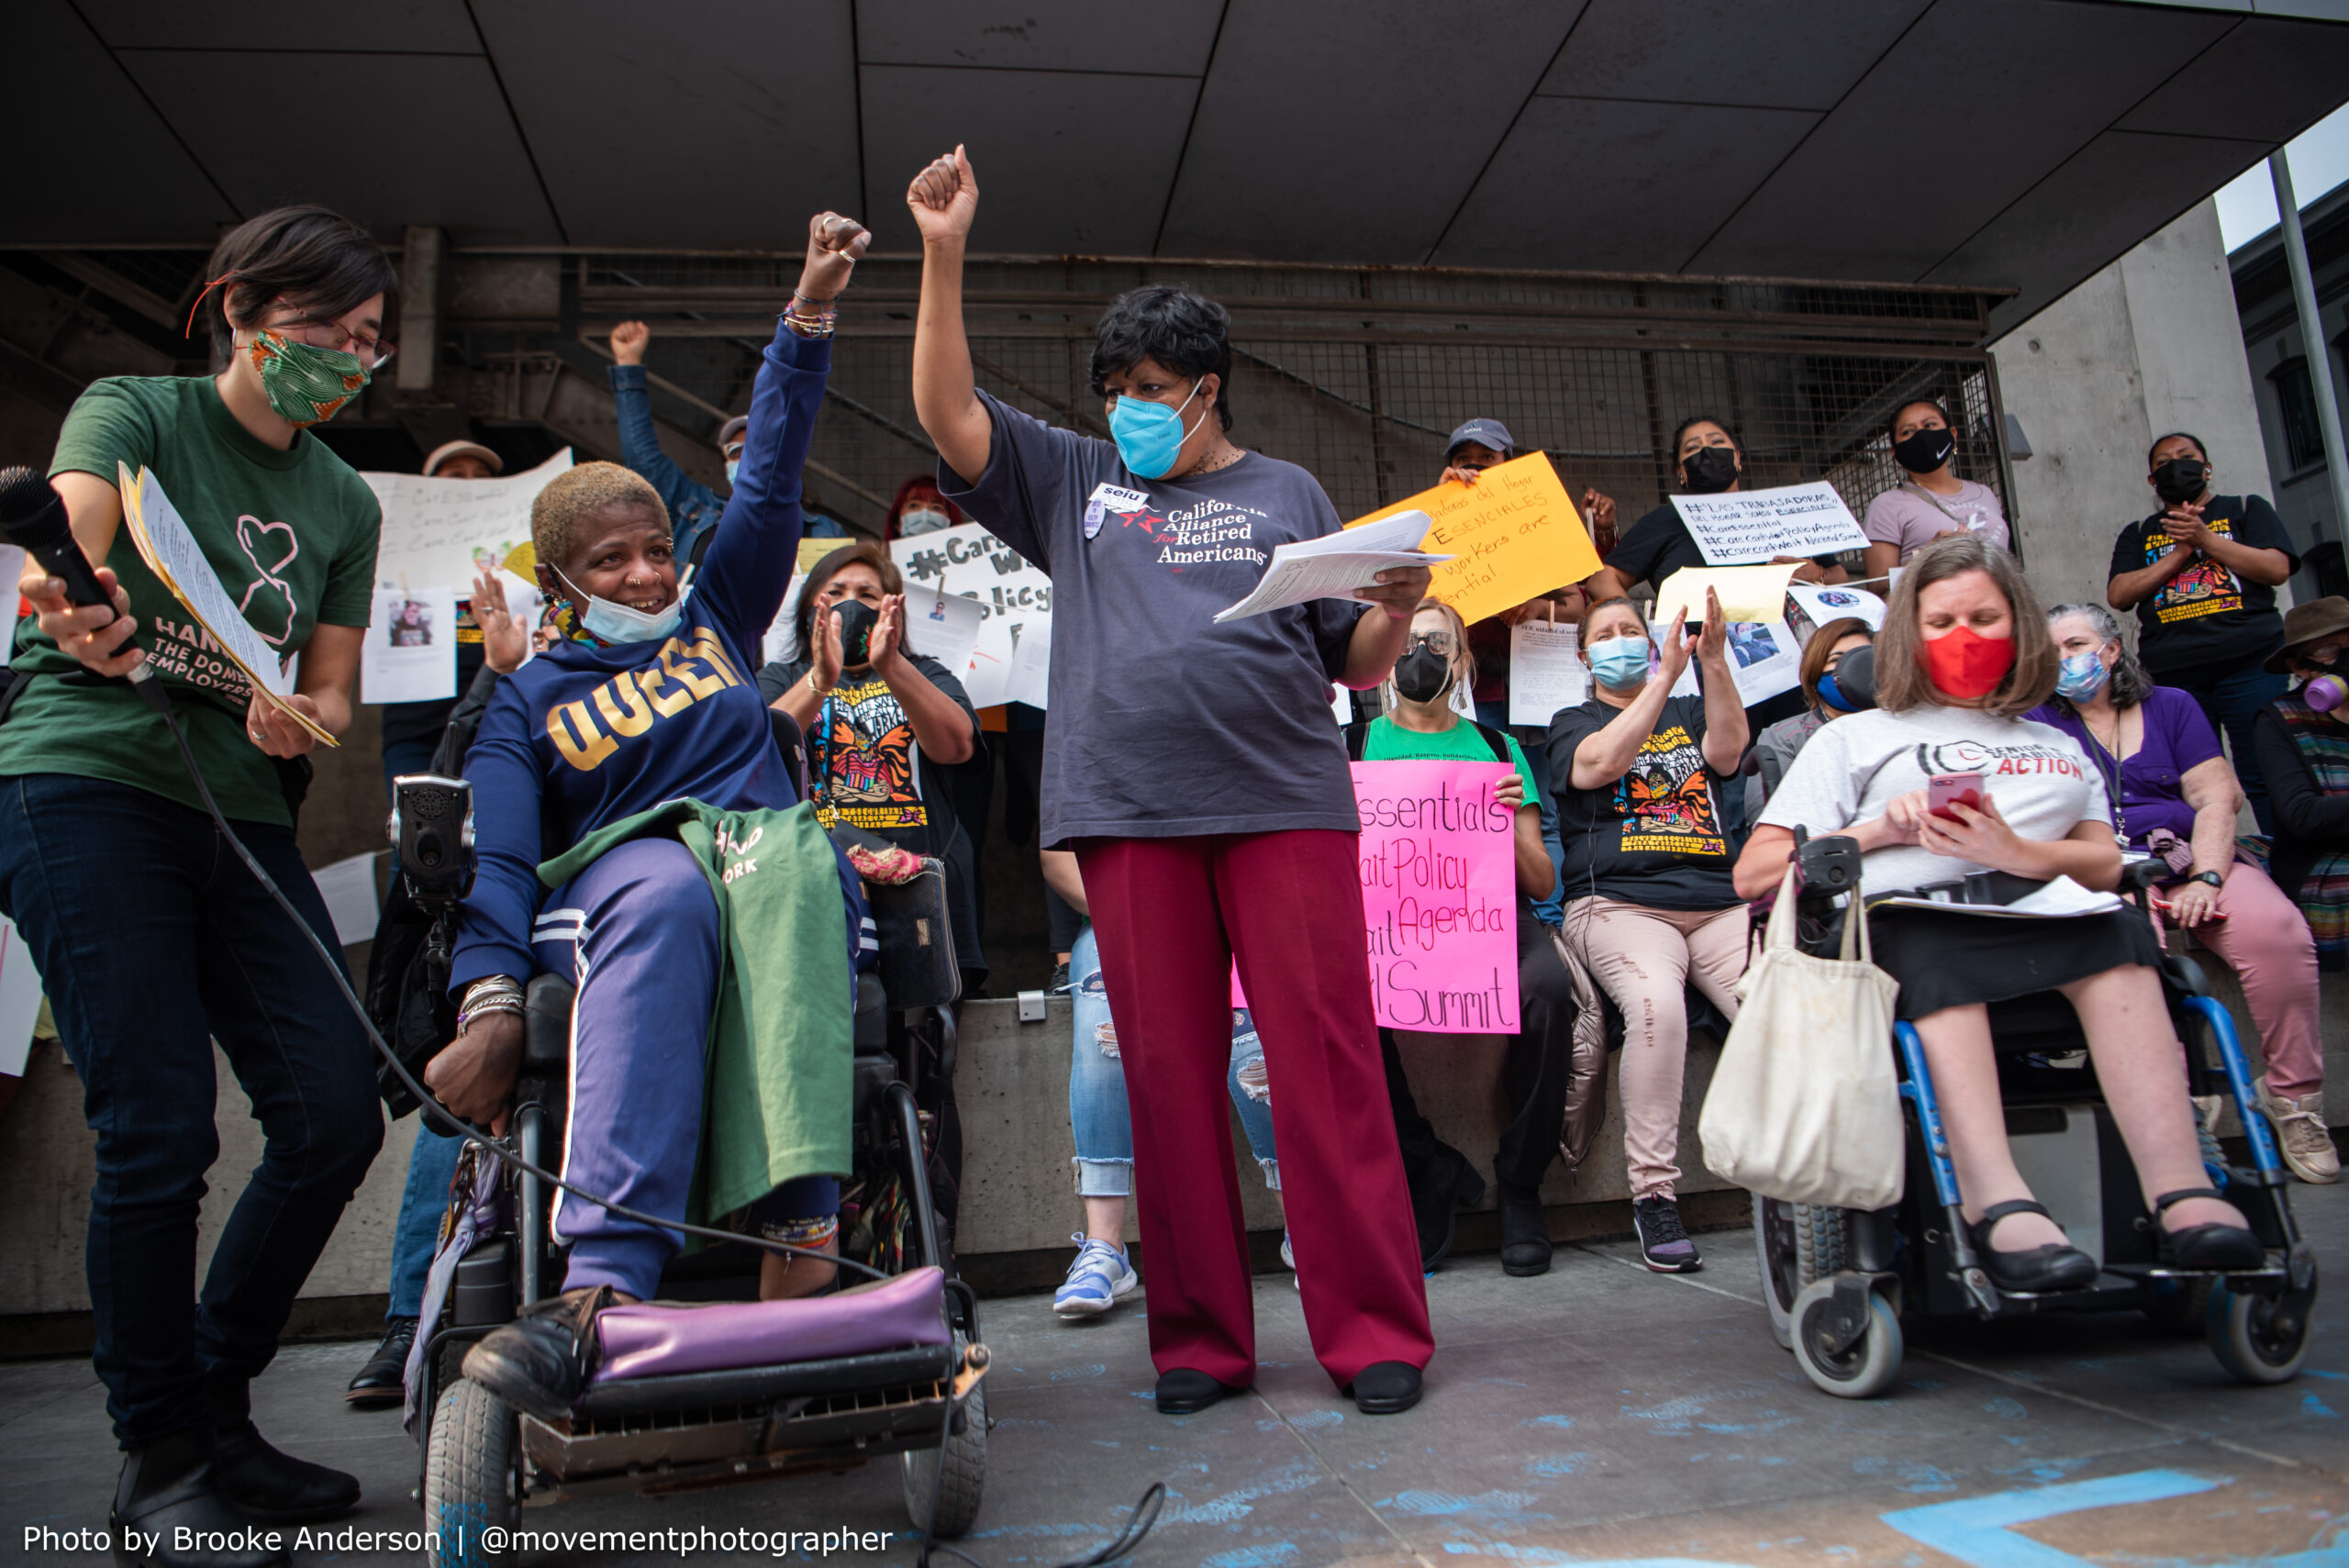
[206,1383,359,1524]
[111,1429,285,1567]
[1497,1182,1553,1277]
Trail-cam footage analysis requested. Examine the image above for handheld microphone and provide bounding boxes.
[0,465,159,693]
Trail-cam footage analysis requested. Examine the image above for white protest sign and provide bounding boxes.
[0,917,43,1079]
[362,585,458,706]
[310,851,386,947]
[1669,481,1868,566]
[1724,619,1801,706]
[1006,618,1052,709]
[0,545,22,606]
[892,521,1052,710]
[1508,619,1587,728]
[1786,582,1887,636]
[906,583,985,694]
[363,449,573,590]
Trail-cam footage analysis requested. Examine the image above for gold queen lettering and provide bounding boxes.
[545,628,748,771]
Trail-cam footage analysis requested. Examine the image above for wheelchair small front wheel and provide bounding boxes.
[2208,1267,2315,1385]
[1790,1278,1902,1399]
[2140,1274,2214,1336]
[903,1333,986,1538]
[424,1378,519,1568]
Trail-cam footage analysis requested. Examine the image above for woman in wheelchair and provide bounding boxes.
[418,211,874,1422]
[1732,536,2262,1294]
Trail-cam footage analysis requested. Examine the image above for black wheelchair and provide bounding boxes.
[392,719,986,1566]
[1753,833,2320,1398]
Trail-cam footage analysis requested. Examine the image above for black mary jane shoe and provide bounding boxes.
[1341,1361,1422,1416]
[1969,1200,2099,1294]
[1154,1368,1250,1415]
[2153,1186,2266,1271]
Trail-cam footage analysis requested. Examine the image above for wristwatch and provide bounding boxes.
[2187,870,2224,889]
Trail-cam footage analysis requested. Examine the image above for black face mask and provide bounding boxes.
[2153,458,2209,506]
[1680,445,1739,495]
[1892,425,1955,475]
[1392,647,1453,704]
[830,598,879,666]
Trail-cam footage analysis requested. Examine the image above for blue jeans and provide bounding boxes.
[389,1122,462,1318]
[1067,925,1278,1197]
[0,774,382,1446]
[2164,658,2289,834]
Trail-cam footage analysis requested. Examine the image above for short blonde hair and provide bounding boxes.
[1383,596,1478,709]
[1874,534,2056,717]
[530,461,668,572]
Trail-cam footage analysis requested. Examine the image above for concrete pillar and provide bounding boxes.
[396,226,444,396]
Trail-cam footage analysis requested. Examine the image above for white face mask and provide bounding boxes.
[899,506,952,537]
[556,567,686,645]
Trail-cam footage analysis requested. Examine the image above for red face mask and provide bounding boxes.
[1922,624,2015,699]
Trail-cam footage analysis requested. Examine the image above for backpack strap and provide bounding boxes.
[1467,719,1513,765]
[1342,719,1368,762]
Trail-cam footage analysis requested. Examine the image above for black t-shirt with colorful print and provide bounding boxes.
[1545,693,1741,911]
[2108,493,2297,676]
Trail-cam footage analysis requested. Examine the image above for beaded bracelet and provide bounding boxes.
[457,993,525,1036]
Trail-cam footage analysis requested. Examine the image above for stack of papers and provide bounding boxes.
[1214,509,1450,623]
[1876,876,2122,918]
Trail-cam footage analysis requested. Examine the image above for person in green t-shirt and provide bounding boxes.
[0,204,393,1562]
[1355,598,1582,1280]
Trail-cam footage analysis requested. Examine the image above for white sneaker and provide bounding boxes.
[1281,1232,1298,1292]
[1054,1234,1140,1318]
[2262,1091,2341,1184]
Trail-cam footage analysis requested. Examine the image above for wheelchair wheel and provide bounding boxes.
[1754,1196,1846,1352]
[1789,1278,1902,1399]
[2208,1265,2315,1385]
[903,1333,985,1539]
[2140,1275,2215,1336]
[424,1378,519,1568]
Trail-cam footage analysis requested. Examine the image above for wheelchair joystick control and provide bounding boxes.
[389,773,477,910]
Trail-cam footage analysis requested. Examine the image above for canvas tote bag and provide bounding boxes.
[1698,864,1904,1209]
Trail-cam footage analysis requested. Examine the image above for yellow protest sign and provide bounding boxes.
[799,536,852,575]
[1651,562,1799,625]
[1347,451,1600,625]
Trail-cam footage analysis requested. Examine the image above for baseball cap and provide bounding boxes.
[718,416,751,450]
[1444,418,1515,461]
[422,439,503,477]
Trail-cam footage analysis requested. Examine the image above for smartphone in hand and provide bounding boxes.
[1926,772,1984,821]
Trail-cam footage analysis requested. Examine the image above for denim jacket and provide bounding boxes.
[610,362,845,567]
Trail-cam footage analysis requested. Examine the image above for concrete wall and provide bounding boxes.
[1989,198,2281,621]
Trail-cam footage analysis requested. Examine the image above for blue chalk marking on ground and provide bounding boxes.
[1287,1409,1344,1430]
[1881,1469,2223,1568]
[1527,1414,1575,1429]
[2301,1392,2340,1418]
[1983,1396,2030,1420]
[1200,1545,1300,1568]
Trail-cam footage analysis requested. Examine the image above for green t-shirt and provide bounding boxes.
[1360,713,1542,807]
[1,375,379,825]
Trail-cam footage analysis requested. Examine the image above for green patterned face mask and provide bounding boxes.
[245,329,370,427]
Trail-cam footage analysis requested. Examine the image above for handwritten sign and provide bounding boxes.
[1351,452,1602,626]
[363,449,573,590]
[1669,480,1868,566]
[891,520,1052,709]
[1356,759,1520,1032]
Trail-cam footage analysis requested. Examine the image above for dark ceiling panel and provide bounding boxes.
[860,66,1197,254]
[1434,97,1818,271]
[474,0,859,250]
[0,0,237,242]
[118,51,561,244]
[78,0,480,51]
[1687,0,2233,281]
[1926,128,2271,332]
[2115,15,2349,140]
[1541,0,1929,111]
[1156,0,1586,262]
[853,0,1222,73]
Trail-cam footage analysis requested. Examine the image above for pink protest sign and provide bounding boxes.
[1353,758,1519,1032]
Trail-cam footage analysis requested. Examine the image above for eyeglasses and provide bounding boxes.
[266,316,396,370]
[1403,632,1457,657]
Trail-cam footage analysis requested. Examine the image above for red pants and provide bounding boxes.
[1075,830,1432,1388]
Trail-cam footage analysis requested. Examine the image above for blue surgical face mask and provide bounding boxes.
[725,459,740,486]
[1108,379,1204,480]
[558,568,687,646]
[2056,648,2111,701]
[1588,634,1652,690]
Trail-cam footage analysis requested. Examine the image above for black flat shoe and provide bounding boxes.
[112,1429,286,1567]
[1341,1361,1422,1415]
[460,1284,614,1423]
[343,1317,416,1407]
[1970,1199,2098,1293]
[2153,1186,2266,1271]
[1497,1181,1552,1277]
[1410,1143,1484,1271]
[208,1420,359,1524]
[1154,1368,1249,1414]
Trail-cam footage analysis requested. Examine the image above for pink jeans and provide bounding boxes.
[2165,861,2323,1098]
[1564,897,1748,1198]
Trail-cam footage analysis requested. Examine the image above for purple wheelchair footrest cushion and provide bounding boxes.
[594,1265,951,1384]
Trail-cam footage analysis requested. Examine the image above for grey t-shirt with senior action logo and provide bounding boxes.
[937,390,1366,844]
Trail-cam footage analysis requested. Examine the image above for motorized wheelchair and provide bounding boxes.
[392,715,987,1565]
[1753,830,2319,1399]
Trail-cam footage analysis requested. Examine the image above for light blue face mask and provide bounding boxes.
[1588,635,1652,690]
[558,568,687,645]
[725,459,740,487]
[1108,379,1204,480]
[2056,648,2111,701]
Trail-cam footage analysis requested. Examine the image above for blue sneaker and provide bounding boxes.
[1054,1234,1139,1318]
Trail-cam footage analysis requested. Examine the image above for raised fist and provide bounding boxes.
[609,319,650,365]
[907,145,980,246]
[799,212,872,303]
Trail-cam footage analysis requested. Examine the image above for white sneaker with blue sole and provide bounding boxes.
[1054,1233,1139,1318]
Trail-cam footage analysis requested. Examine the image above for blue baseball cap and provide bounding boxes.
[1445,417,1515,461]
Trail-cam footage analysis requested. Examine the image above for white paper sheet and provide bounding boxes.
[1786,582,1887,634]
[363,450,573,590]
[1213,510,1448,623]
[1669,481,1869,566]
[1508,620,1587,727]
[311,851,387,947]
[892,520,1052,710]
[902,582,985,688]
[0,917,44,1079]
[1005,618,1052,708]
[0,545,23,604]
[1876,875,2123,918]
[1725,618,1802,706]
[362,585,458,706]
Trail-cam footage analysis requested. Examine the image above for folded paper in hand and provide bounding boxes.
[1213,509,1450,623]
[1876,875,2122,918]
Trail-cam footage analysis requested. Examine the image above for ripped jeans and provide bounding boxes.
[1068,924,1279,1196]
